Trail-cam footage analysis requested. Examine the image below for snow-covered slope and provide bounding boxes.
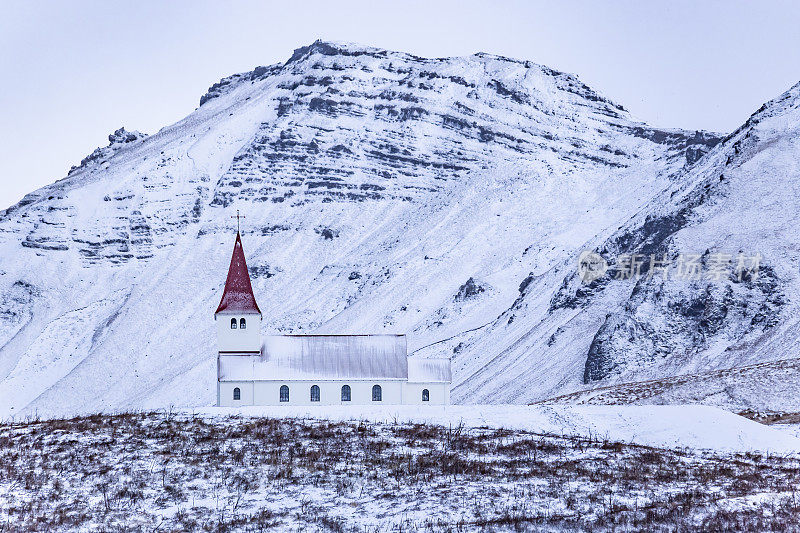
[538,358,800,412]
[454,81,800,406]
[0,41,742,417]
[193,404,800,454]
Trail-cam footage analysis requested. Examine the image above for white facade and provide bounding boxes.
[404,382,450,406]
[219,380,408,406]
[218,373,451,407]
[216,313,262,353]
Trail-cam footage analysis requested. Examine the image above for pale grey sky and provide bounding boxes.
[1,0,798,210]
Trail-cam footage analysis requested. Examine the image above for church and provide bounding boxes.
[215,231,451,406]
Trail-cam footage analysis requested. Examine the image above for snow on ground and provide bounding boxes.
[3,411,800,531]
[537,357,800,413]
[188,404,800,455]
[771,423,800,439]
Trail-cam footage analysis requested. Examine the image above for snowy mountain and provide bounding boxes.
[7,39,788,418]
[454,81,800,408]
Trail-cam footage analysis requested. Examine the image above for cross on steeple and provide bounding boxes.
[231,210,245,233]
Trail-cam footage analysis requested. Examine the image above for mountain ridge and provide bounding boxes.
[8,41,796,418]
[451,76,800,404]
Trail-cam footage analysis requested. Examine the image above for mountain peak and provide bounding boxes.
[198,40,635,119]
[285,40,379,64]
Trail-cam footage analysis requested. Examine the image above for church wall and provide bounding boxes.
[218,380,407,406]
[216,314,262,353]
[253,380,405,406]
[218,380,450,406]
[402,382,450,405]
[220,381,254,406]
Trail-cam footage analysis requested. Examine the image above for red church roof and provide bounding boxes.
[215,232,261,315]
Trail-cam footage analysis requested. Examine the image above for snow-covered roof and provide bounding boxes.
[407,358,452,383]
[219,334,409,381]
[215,232,261,315]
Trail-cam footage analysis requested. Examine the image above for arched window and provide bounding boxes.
[239,318,246,329]
[372,384,382,402]
[422,389,429,402]
[230,318,237,329]
[310,385,320,402]
[341,385,351,402]
[233,387,241,401]
[280,385,289,402]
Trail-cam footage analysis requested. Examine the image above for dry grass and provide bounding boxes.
[739,410,800,425]
[1,411,799,531]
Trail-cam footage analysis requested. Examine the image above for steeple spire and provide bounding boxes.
[231,209,245,233]
[215,232,261,315]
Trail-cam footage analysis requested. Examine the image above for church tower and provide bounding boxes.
[215,232,262,356]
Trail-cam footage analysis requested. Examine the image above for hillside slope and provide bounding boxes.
[453,82,800,405]
[537,358,800,412]
[4,410,799,530]
[0,41,727,416]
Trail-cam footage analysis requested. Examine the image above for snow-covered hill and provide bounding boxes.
[454,81,800,405]
[10,40,795,418]
[5,410,799,530]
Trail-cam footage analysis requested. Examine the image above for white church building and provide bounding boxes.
[215,232,451,406]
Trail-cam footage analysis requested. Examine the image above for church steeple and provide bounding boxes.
[215,231,261,315]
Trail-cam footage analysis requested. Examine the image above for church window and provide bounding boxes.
[233,387,241,401]
[372,384,382,402]
[239,318,246,329]
[341,385,351,402]
[280,385,289,402]
[230,318,237,329]
[310,385,320,402]
[422,389,429,402]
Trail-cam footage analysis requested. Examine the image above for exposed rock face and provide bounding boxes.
[10,40,785,417]
[453,81,800,406]
[583,267,785,383]
[67,127,147,176]
[575,85,800,385]
[455,278,485,302]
